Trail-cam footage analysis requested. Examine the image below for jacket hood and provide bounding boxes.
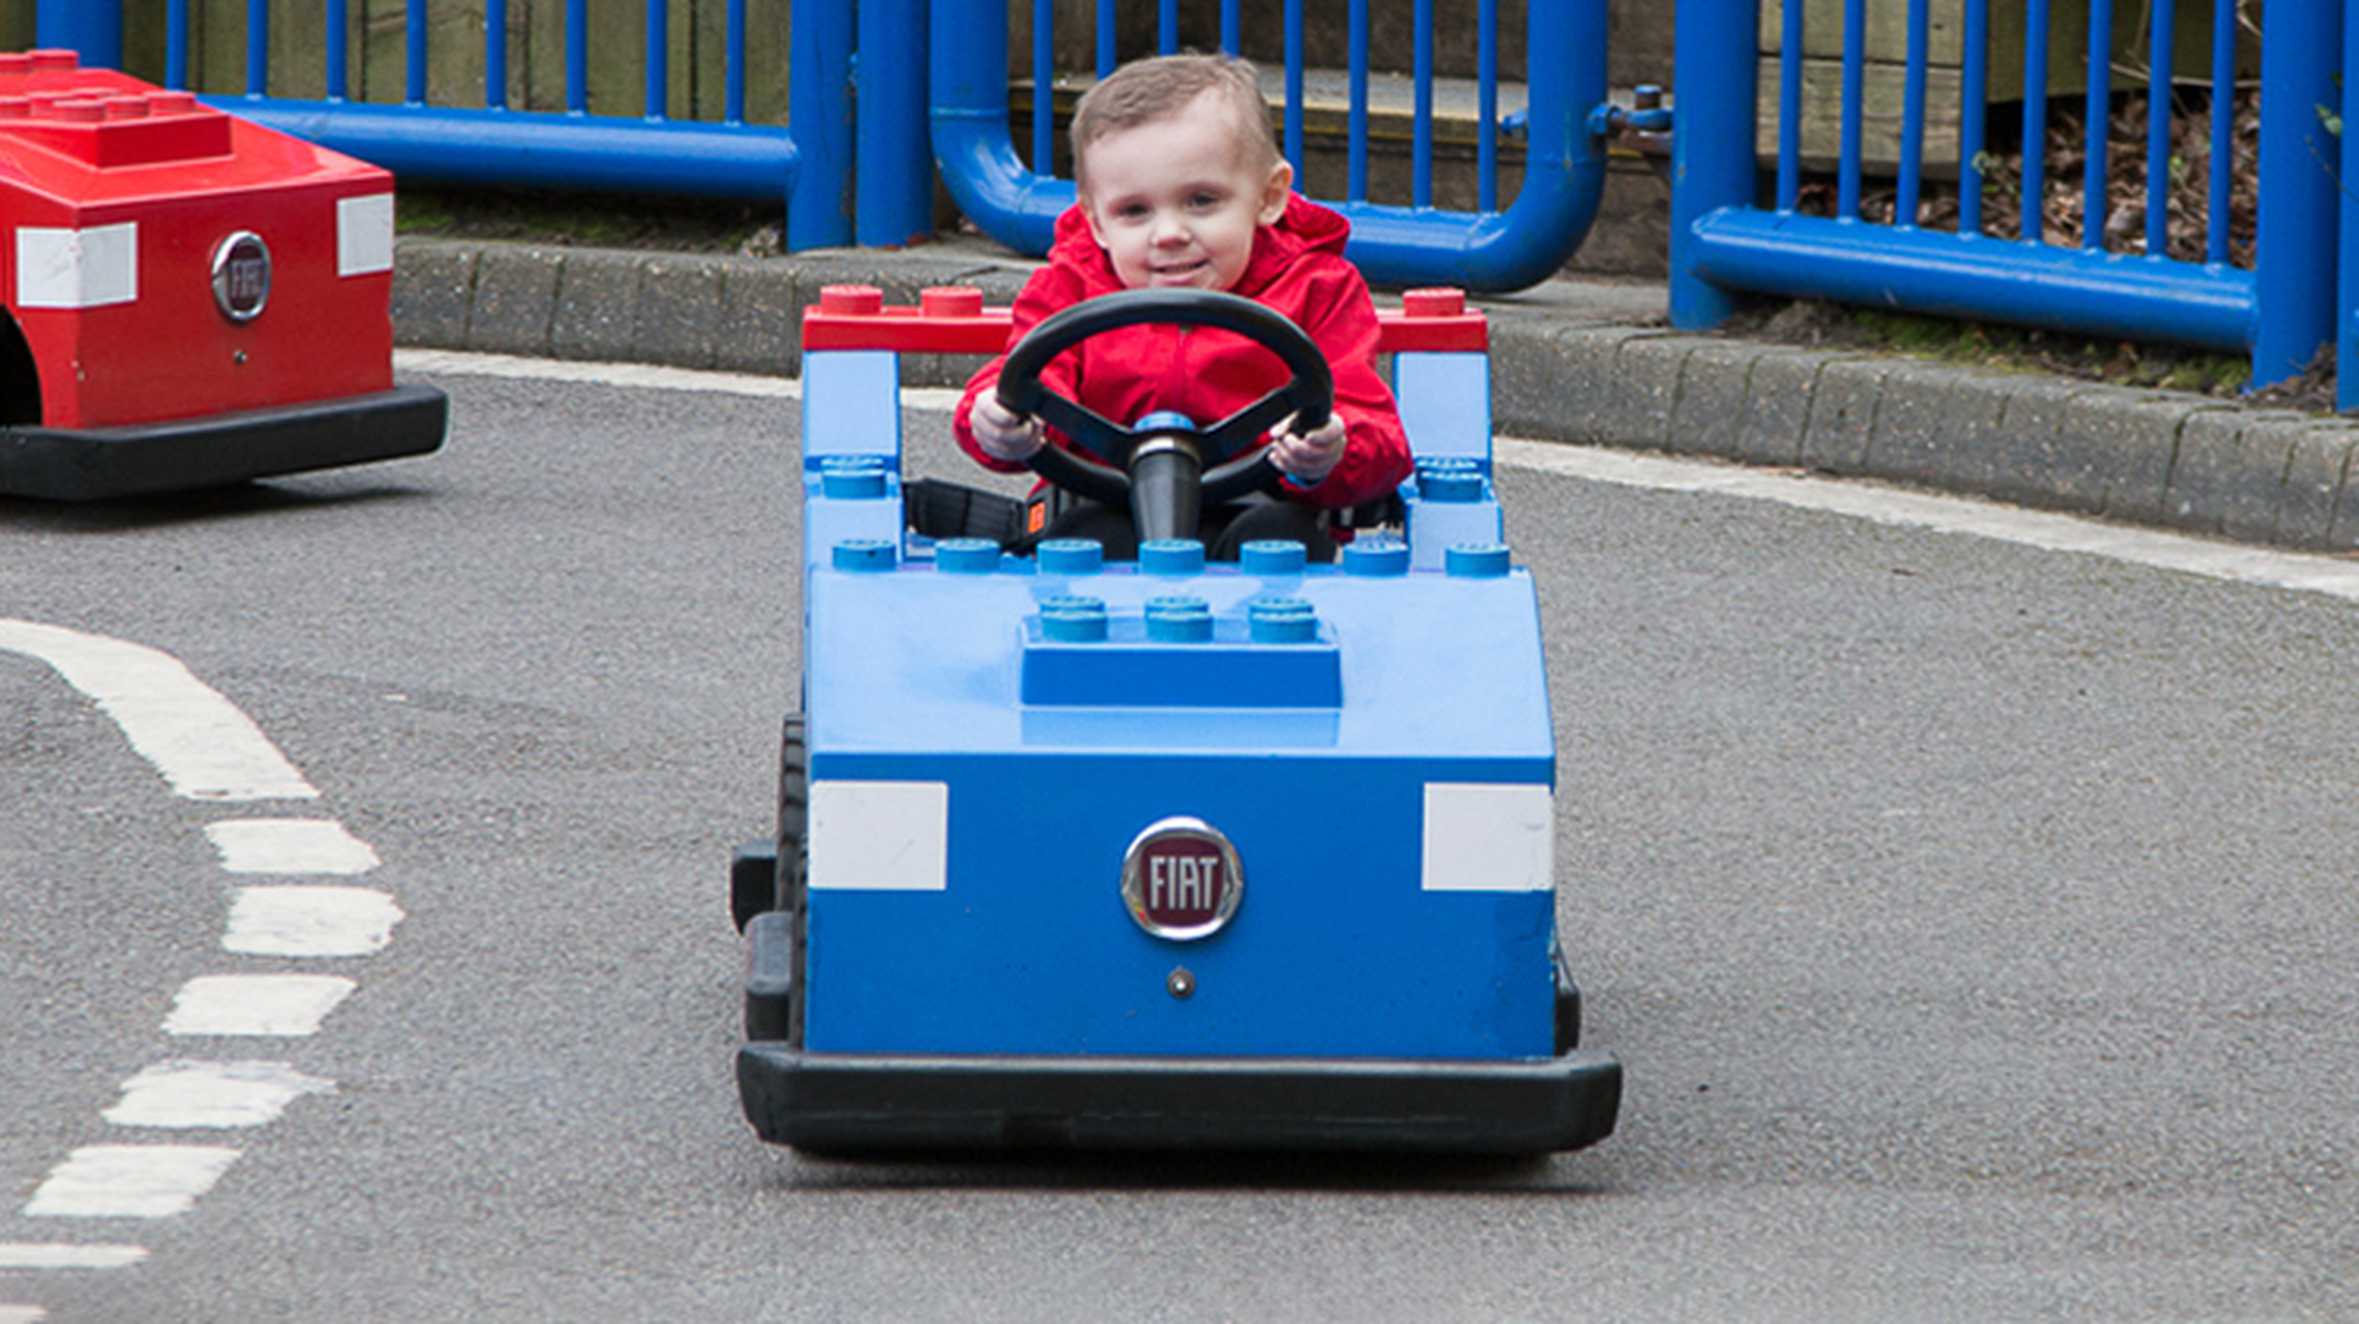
[1046,193,1354,298]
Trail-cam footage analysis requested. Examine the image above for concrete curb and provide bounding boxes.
[392,236,2359,556]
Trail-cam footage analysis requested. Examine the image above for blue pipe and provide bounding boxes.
[568,0,588,113]
[34,0,122,68]
[789,0,856,248]
[2343,0,2359,411]
[208,98,799,200]
[246,0,268,97]
[2250,0,2339,388]
[2082,0,2111,250]
[168,0,189,89]
[858,0,934,246]
[1838,0,1864,218]
[1670,0,1757,327]
[1897,0,1928,226]
[933,0,1072,256]
[489,0,509,111]
[2144,0,2174,256]
[1777,0,1801,211]
[1959,0,1986,235]
[327,0,348,102]
[1689,210,2256,350]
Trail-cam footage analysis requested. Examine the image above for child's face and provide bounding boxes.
[1080,92,1293,293]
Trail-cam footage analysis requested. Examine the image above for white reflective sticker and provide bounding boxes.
[1420,782,1554,892]
[809,780,949,890]
[336,193,394,276]
[13,222,137,309]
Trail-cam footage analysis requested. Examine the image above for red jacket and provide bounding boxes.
[954,196,1413,510]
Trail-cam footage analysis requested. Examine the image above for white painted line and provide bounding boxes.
[0,1243,150,1269]
[0,1305,47,1323]
[1493,438,2359,605]
[102,1061,334,1129]
[204,818,381,876]
[0,620,317,801]
[392,347,968,410]
[24,1145,239,1218]
[164,974,356,1037]
[222,886,404,958]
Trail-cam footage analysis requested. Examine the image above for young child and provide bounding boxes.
[954,53,1412,560]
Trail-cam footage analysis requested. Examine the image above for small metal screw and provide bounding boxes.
[1166,967,1195,999]
[232,349,247,365]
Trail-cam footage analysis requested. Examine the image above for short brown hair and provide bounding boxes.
[1070,54,1277,191]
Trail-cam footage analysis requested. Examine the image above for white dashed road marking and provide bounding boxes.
[0,620,318,801]
[164,974,357,1037]
[0,1245,147,1269]
[5,621,399,1318]
[101,1061,335,1129]
[204,818,382,875]
[24,1146,242,1218]
[222,885,404,958]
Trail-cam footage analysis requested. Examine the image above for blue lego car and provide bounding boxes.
[730,285,1622,1153]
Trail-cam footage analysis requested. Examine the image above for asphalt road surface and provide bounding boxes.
[3,360,2354,1323]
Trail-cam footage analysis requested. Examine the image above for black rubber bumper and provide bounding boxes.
[0,383,448,500]
[738,1042,1622,1154]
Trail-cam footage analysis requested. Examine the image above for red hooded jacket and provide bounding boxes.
[953,195,1413,510]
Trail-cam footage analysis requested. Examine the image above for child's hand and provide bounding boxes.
[973,395,1045,462]
[1267,412,1347,486]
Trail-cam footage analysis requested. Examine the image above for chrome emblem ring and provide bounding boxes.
[1120,816,1243,942]
[211,231,271,322]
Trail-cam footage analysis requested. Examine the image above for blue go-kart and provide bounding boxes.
[730,284,1622,1153]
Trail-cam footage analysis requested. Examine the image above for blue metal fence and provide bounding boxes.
[930,0,1613,292]
[1671,0,2328,403]
[34,0,856,252]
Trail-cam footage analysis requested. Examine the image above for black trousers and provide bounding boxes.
[1040,492,1337,562]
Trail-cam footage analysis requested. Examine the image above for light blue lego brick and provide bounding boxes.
[802,477,909,571]
[1395,351,1493,465]
[802,350,904,462]
[1403,491,1507,571]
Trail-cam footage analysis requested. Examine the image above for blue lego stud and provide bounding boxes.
[831,538,898,572]
[1342,536,1410,577]
[1247,596,1318,643]
[1040,594,1110,641]
[819,455,888,499]
[1239,539,1308,576]
[1445,542,1512,578]
[934,537,1001,574]
[1417,461,1484,503]
[1140,538,1206,577]
[1144,595,1214,642]
[1038,538,1105,576]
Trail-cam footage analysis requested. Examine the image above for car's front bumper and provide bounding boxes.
[0,383,448,500]
[738,1041,1622,1154]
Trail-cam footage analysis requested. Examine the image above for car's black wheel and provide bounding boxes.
[775,714,807,913]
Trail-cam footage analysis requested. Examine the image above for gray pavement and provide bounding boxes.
[391,234,2359,555]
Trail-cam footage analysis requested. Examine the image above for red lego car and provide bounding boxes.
[0,49,444,500]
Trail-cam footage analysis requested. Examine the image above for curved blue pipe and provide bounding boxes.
[928,0,1605,292]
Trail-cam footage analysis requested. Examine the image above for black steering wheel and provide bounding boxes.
[994,288,1335,546]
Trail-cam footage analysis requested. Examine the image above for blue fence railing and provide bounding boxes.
[34,0,856,252]
[1671,0,2326,403]
[930,0,1613,292]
